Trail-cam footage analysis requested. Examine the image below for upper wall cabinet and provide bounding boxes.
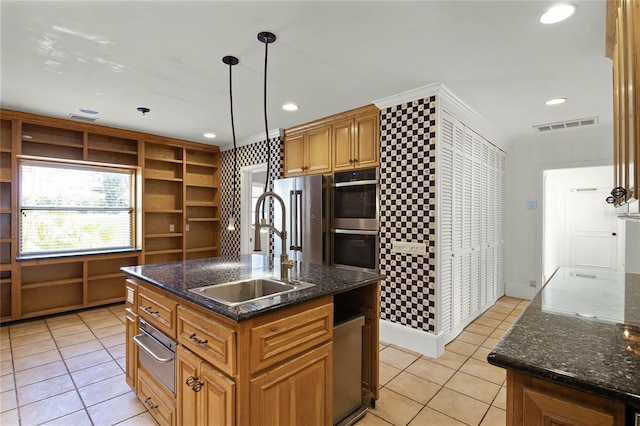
[606,0,639,203]
[284,104,380,177]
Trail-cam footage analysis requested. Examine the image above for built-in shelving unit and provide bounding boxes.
[0,109,221,322]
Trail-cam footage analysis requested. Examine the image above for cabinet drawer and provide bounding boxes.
[177,306,236,377]
[138,287,177,338]
[137,366,176,426]
[250,301,333,374]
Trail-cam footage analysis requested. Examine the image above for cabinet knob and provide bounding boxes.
[189,333,208,345]
[144,397,158,410]
[143,307,158,316]
[348,159,354,163]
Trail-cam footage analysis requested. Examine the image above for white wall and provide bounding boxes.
[505,124,613,299]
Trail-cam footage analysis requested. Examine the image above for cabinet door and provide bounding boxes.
[523,388,618,426]
[284,133,305,177]
[125,308,138,390]
[250,342,332,426]
[306,125,331,175]
[176,347,200,426]
[332,119,354,171]
[137,367,176,426]
[199,362,235,426]
[354,112,379,169]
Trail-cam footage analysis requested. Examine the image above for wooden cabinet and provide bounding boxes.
[332,112,380,171]
[138,286,178,338]
[284,125,331,176]
[607,0,639,203]
[0,118,14,322]
[125,308,138,390]
[177,346,235,426]
[249,342,332,426]
[284,104,380,177]
[507,370,626,426]
[137,365,177,426]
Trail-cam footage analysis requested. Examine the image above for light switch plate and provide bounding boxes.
[392,241,427,255]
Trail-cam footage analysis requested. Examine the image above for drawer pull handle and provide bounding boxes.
[143,307,158,315]
[186,376,204,392]
[144,397,158,410]
[189,333,208,345]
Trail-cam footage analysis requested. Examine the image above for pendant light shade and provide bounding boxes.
[223,55,239,232]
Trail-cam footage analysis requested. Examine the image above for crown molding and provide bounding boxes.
[219,128,283,152]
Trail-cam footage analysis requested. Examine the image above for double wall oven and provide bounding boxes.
[331,168,380,273]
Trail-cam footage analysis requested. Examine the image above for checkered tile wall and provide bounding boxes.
[220,137,283,256]
[380,96,438,333]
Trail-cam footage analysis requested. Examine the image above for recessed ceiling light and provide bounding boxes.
[79,108,99,114]
[282,103,299,111]
[545,97,567,105]
[540,4,576,24]
[203,133,216,138]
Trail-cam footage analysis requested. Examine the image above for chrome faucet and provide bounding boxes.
[254,191,295,283]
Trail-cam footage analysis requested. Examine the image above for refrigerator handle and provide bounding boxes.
[289,190,296,250]
[295,190,302,251]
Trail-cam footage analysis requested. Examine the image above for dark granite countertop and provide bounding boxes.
[488,267,640,407]
[121,254,384,322]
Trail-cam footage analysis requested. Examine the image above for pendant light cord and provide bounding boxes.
[229,63,238,220]
[261,37,270,220]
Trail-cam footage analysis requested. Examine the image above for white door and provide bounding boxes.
[240,164,269,255]
[567,187,619,270]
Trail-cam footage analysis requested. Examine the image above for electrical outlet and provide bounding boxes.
[185,224,190,232]
[392,241,426,255]
[529,280,537,287]
[169,224,175,232]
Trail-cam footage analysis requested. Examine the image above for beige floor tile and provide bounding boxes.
[464,323,495,336]
[50,324,91,339]
[1,349,11,362]
[115,411,161,426]
[40,409,92,426]
[0,408,19,425]
[115,356,127,372]
[386,371,441,405]
[16,374,75,406]
[427,388,490,425]
[59,340,104,359]
[369,388,423,426]
[107,343,126,360]
[71,360,123,388]
[78,309,117,323]
[46,315,84,330]
[493,386,507,410]
[473,317,502,328]
[457,331,488,346]
[506,314,520,323]
[427,350,468,370]
[480,406,506,426]
[84,316,123,331]
[481,311,508,321]
[0,360,12,376]
[472,346,492,362]
[8,321,47,337]
[444,371,501,404]
[10,330,53,348]
[460,358,506,385]
[1,373,15,393]
[54,331,97,348]
[490,329,507,339]
[445,340,478,357]
[389,344,423,358]
[19,390,84,426]
[99,333,125,348]
[64,349,112,373]
[379,362,402,387]
[86,391,146,425]
[14,361,68,388]
[378,343,387,351]
[78,374,131,407]
[488,305,512,315]
[409,406,466,426]
[91,323,125,338]
[12,339,57,359]
[13,349,62,372]
[405,358,456,386]
[1,389,17,412]
[481,337,501,349]
[379,346,418,370]
[497,321,512,331]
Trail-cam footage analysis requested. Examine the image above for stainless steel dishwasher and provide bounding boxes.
[333,313,366,425]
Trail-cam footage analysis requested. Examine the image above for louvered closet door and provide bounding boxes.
[488,145,498,302]
[480,141,490,310]
[497,151,506,296]
[439,112,455,335]
[470,131,483,315]
[451,119,465,329]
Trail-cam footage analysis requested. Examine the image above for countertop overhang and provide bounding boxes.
[488,267,640,407]
[121,254,385,322]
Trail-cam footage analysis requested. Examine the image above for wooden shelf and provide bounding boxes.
[0,265,11,272]
[145,249,183,256]
[186,246,218,253]
[187,217,220,222]
[185,183,215,188]
[21,137,82,149]
[0,148,10,153]
[146,233,183,239]
[144,175,183,182]
[186,201,216,207]
[20,304,85,319]
[185,160,217,168]
[145,210,183,214]
[0,278,11,285]
[88,272,126,281]
[22,278,83,290]
[0,209,11,214]
[146,155,183,164]
[0,178,11,184]
[88,146,138,156]
[86,297,125,306]
[0,238,11,243]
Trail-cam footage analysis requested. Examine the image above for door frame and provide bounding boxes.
[240,163,268,255]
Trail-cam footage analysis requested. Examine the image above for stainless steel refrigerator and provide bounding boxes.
[273,174,329,265]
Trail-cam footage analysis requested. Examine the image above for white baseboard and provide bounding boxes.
[379,320,446,358]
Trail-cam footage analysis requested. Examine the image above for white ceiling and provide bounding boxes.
[1,1,612,150]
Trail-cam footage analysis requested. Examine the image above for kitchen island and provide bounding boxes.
[121,254,384,426]
[488,267,640,425]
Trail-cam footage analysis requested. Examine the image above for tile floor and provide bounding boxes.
[0,296,527,426]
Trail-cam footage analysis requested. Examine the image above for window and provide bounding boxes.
[19,157,141,257]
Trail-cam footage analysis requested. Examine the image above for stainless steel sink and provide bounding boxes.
[189,278,315,306]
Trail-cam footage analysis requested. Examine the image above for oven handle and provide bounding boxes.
[331,179,378,188]
[331,229,379,235]
[133,333,174,363]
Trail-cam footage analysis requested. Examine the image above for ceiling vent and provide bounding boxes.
[533,116,598,132]
[68,113,98,123]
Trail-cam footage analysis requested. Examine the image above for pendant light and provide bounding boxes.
[258,31,276,223]
[223,55,239,231]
